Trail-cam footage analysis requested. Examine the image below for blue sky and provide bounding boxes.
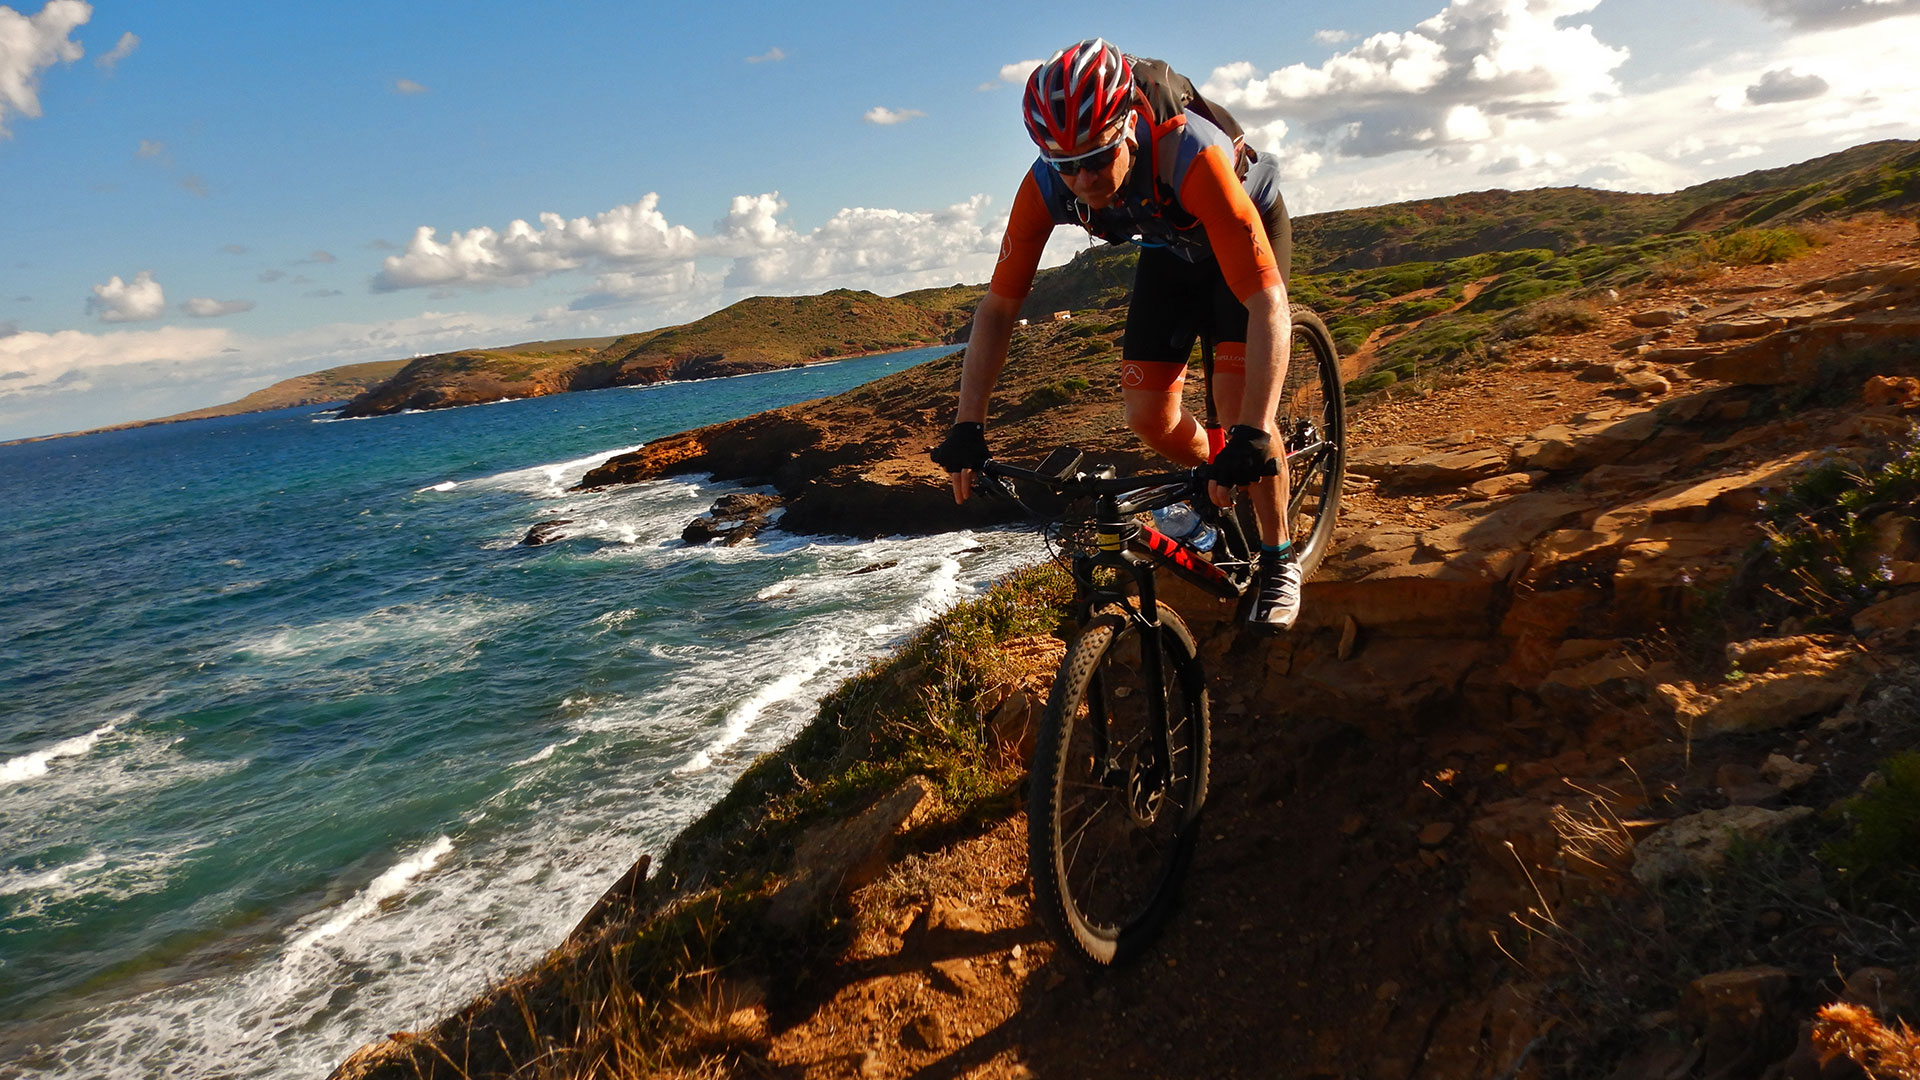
[1,0,1915,440]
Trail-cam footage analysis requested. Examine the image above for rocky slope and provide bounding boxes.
[332,211,1920,1080]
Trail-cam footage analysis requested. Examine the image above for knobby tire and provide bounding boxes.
[1280,310,1346,576]
[1028,600,1210,966]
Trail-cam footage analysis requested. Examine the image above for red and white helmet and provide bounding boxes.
[1022,38,1135,158]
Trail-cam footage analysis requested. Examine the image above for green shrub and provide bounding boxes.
[1708,227,1817,266]
[1823,752,1920,905]
[1347,369,1398,396]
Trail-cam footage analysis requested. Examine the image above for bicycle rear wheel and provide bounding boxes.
[1279,311,1346,576]
[1029,600,1210,966]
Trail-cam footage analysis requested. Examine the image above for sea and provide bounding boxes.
[0,346,1046,1078]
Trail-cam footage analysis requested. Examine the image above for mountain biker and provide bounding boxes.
[930,37,1304,631]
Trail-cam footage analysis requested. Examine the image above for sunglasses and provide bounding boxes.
[1043,128,1128,176]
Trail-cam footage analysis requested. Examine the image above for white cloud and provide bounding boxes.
[135,137,164,158]
[94,28,134,70]
[393,77,426,94]
[373,194,703,291]
[301,250,337,264]
[87,270,165,323]
[179,173,208,197]
[1203,0,1629,161]
[1736,0,1920,26]
[1275,10,1920,215]
[0,0,90,135]
[746,46,785,64]
[979,59,1043,92]
[863,106,924,125]
[1313,29,1355,45]
[0,324,229,397]
[375,189,1018,313]
[182,297,253,318]
[1746,67,1830,103]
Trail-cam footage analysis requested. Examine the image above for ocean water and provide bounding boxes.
[0,348,1043,1078]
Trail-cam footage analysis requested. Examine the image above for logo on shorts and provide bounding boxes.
[1120,362,1145,388]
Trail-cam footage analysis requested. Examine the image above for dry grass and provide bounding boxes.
[1813,1002,1920,1079]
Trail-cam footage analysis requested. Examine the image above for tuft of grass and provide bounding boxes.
[1497,297,1604,340]
[1752,427,1920,628]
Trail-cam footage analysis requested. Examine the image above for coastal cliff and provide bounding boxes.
[333,147,1920,1080]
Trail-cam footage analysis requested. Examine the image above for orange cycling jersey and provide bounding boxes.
[988,110,1283,305]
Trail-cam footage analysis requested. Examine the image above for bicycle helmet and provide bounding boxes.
[1022,38,1135,158]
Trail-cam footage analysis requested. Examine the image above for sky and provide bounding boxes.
[1,0,1916,441]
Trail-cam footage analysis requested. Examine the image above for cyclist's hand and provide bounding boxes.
[930,422,989,504]
[1207,424,1276,505]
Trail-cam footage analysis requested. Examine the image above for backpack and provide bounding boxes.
[1128,56,1253,180]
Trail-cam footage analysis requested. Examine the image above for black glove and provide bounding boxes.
[930,422,989,473]
[1209,425,1277,486]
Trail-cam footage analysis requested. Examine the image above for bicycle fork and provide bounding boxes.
[1070,547,1176,825]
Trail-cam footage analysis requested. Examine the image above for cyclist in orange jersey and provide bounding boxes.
[931,37,1303,631]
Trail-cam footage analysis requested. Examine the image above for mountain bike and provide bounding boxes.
[975,311,1344,965]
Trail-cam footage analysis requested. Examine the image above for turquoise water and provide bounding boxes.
[0,348,1043,1078]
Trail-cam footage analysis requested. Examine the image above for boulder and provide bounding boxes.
[1632,806,1815,885]
[1631,308,1688,328]
[1380,446,1514,491]
[1696,317,1785,343]
[1689,312,1920,387]
[767,776,934,929]
[1683,967,1794,1078]
[683,492,783,546]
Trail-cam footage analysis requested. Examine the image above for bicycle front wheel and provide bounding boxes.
[1280,311,1346,576]
[1029,600,1210,966]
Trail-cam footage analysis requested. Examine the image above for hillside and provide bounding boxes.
[335,170,1920,1080]
[1,358,411,445]
[336,292,977,418]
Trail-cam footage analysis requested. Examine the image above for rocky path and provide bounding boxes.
[751,216,1920,1079]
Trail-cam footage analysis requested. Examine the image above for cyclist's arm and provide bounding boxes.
[946,174,1055,502]
[1178,147,1292,499]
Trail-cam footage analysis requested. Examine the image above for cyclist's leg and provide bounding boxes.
[1121,248,1208,465]
[1210,169,1295,547]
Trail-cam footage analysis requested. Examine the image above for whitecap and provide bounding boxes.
[286,836,455,955]
[2,721,117,787]
[416,481,458,493]
[673,635,847,774]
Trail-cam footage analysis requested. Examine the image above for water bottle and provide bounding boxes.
[1151,501,1218,555]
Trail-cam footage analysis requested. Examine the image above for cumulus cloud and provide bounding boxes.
[863,106,924,125]
[746,46,785,63]
[1736,0,1920,26]
[979,58,1042,91]
[393,77,427,94]
[0,324,230,398]
[1314,29,1355,45]
[94,28,134,70]
[182,297,253,318]
[373,194,702,291]
[1202,0,1629,164]
[87,270,165,323]
[377,190,1013,307]
[1746,67,1830,103]
[0,0,90,135]
[721,195,1003,292]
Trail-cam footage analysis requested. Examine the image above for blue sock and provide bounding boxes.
[1262,542,1293,560]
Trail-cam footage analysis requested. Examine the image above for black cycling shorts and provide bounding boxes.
[1121,177,1291,371]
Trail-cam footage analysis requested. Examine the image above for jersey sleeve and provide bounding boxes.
[1176,145,1281,302]
[986,171,1057,301]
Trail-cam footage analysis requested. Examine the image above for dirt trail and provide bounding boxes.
[757,216,1920,1080]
